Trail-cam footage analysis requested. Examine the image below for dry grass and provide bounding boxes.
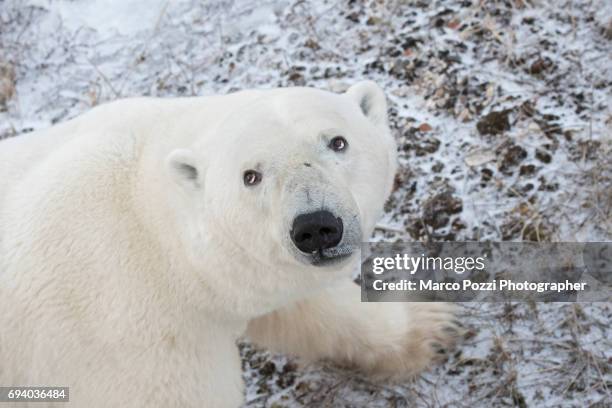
[0,61,16,112]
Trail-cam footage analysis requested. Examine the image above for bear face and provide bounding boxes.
[166,82,397,310]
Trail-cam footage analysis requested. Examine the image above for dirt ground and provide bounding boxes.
[1,0,610,406]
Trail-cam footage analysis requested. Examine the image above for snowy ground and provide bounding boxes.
[1,0,611,406]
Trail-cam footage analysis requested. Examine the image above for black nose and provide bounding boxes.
[291,210,343,253]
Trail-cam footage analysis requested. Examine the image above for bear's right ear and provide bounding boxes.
[166,149,201,190]
[345,80,388,128]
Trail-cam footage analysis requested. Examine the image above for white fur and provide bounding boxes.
[0,82,457,407]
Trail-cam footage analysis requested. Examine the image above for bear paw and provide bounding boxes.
[348,302,462,380]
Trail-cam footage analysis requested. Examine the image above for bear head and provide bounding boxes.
[165,81,397,313]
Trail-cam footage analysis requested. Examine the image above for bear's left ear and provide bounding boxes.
[345,80,388,128]
[166,149,201,190]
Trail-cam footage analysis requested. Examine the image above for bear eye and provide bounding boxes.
[329,136,348,152]
[243,170,262,186]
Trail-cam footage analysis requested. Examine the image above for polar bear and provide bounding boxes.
[0,81,458,407]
